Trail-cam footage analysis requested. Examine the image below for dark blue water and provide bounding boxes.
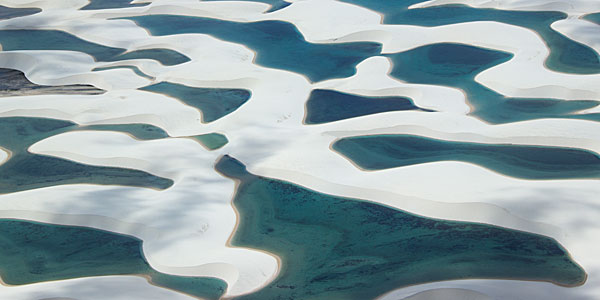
[92,65,155,80]
[332,134,600,180]
[81,0,150,10]
[140,82,251,123]
[0,117,173,194]
[0,5,40,20]
[340,1,600,74]
[584,13,600,26]
[0,219,226,300]
[304,89,432,124]
[122,15,382,82]
[192,133,229,150]
[215,155,586,300]
[0,68,105,96]
[203,0,291,13]
[385,43,600,124]
[0,30,190,65]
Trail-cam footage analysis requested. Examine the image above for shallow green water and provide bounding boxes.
[0,117,173,194]
[192,133,229,150]
[304,89,431,124]
[141,82,251,123]
[386,43,600,124]
[216,155,586,300]
[332,134,600,180]
[122,15,382,82]
[0,219,226,300]
[340,1,600,74]
[0,30,189,65]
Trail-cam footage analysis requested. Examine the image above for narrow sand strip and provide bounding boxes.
[0,274,196,300]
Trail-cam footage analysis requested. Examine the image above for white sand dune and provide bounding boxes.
[398,288,493,300]
[411,0,600,15]
[0,0,599,299]
[0,275,196,300]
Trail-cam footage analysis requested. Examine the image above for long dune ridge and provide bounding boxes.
[0,0,599,299]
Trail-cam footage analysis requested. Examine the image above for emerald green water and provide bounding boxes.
[339,1,600,74]
[332,134,600,180]
[0,5,40,20]
[0,117,173,194]
[304,89,431,124]
[386,43,600,124]
[0,30,189,65]
[140,82,251,123]
[192,133,229,150]
[0,219,226,300]
[216,155,586,300]
[122,15,382,82]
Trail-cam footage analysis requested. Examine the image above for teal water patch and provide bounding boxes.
[215,155,586,300]
[140,82,251,123]
[304,89,432,124]
[0,5,40,20]
[332,134,600,180]
[81,0,150,10]
[192,133,229,150]
[583,13,600,26]
[122,15,382,82]
[0,117,173,194]
[0,219,226,300]
[385,43,600,124]
[339,1,600,74]
[92,65,155,80]
[0,30,189,65]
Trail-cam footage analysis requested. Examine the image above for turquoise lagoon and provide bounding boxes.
[0,219,226,300]
[0,117,173,194]
[216,155,586,300]
[0,5,40,20]
[332,134,600,180]
[192,133,229,150]
[122,15,382,82]
[339,1,600,74]
[386,43,600,124]
[0,30,190,66]
[140,82,251,123]
[304,89,432,124]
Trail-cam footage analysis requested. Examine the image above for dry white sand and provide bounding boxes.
[0,274,196,300]
[0,0,599,299]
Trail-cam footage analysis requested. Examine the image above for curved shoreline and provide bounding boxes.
[0,0,598,299]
